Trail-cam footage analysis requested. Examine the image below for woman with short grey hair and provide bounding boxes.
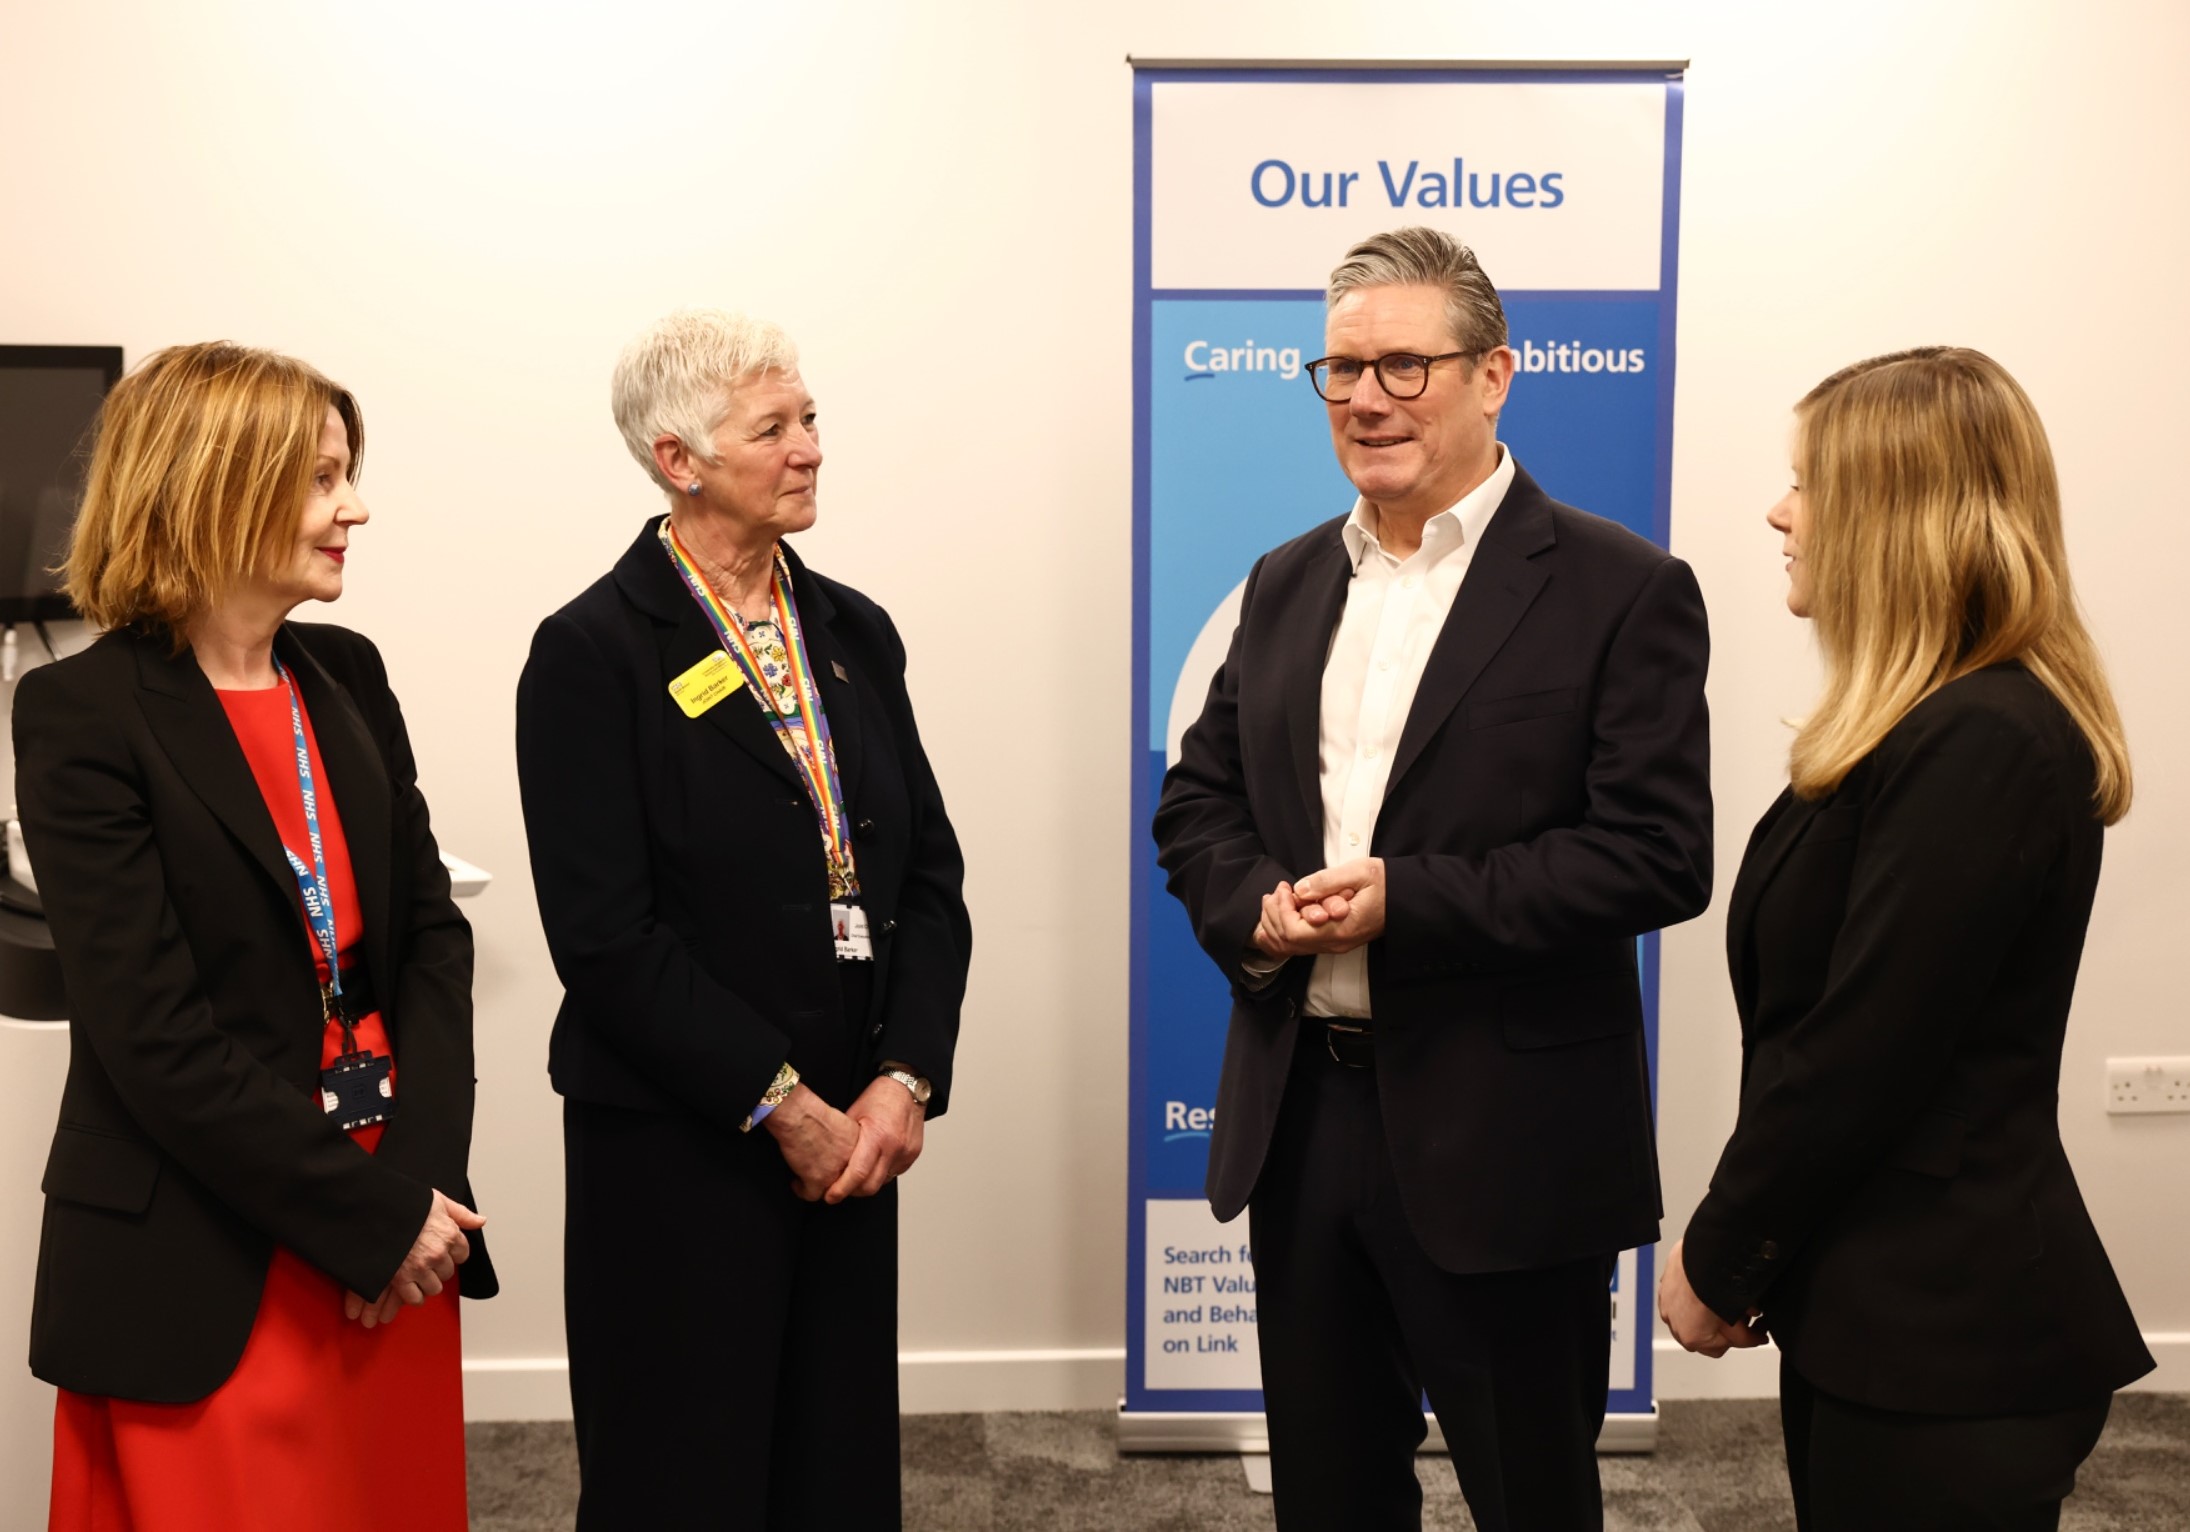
[517,308,972,1529]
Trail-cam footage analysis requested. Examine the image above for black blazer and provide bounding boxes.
[15,623,494,1405]
[1154,465,1713,1273]
[1683,664,2152,1414]
[515,521,970,1130]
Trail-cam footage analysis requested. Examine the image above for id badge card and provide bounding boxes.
[831,901,874,962]
[319,1050,397,1132]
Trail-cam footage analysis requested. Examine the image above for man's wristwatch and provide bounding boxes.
[879,1067,932,1108]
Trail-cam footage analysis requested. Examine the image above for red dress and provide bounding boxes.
[47,682,467,1532]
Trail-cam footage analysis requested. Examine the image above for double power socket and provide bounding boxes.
[2105,1057,2190,1115]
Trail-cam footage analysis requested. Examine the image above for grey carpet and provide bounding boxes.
[467,1394,2190,1531]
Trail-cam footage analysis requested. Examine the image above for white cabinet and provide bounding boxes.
[0,1017,67,1526]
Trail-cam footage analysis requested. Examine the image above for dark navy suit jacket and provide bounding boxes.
[1685,664,2152,1413]
[1155,465,1714,1274]
[515,522,971,1128]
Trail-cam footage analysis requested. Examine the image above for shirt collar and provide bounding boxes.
[1340,445,1517,572]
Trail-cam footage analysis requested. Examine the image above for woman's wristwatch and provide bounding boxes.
[878,1064,931,1108]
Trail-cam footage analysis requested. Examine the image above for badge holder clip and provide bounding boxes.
[318,984,395,1132]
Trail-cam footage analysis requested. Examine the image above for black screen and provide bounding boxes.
[0,347,123,623]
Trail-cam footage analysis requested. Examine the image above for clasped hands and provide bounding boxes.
[346,1187,484,1329]
[1656,1238,1768,1359]
[766,1079,923,1204]
[1253,857,1387,959]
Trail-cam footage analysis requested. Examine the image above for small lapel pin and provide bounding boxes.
[831,661,849,683]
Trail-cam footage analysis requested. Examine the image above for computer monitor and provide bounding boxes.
[0,345,124,624]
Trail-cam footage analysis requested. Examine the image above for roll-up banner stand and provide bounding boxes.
[1124,59,1686,1455]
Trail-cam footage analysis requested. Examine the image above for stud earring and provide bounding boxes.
[685,481,702,496]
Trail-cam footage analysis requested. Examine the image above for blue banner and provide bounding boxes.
[1127,64,1685,1434]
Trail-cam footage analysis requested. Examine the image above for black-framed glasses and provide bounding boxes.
[1305,350,1476,402]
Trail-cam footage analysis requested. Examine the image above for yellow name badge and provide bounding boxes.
[668,651,740,718]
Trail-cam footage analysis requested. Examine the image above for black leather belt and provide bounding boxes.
[319,962,377,1026]
[1323,1021,1374,1069]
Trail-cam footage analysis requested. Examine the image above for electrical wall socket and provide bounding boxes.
[2105,1057,2190,1115]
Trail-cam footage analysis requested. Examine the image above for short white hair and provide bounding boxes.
[611,308,800,494]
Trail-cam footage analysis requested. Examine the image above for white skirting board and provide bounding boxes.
[1650,1331,2190,1400]
[461,1333,2190,1424]
[461,1347,1132,1422]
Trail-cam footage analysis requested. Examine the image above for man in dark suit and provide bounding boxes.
[1153,227,1713,1531]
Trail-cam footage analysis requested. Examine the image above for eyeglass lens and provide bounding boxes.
[1313,354,1432,401]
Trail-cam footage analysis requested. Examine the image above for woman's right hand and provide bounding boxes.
[1657,1237,1766,1359]
[764,1084,859,1201]
[344,1287,393,1327]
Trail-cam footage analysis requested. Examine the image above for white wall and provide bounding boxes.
[3,0,2186,1433]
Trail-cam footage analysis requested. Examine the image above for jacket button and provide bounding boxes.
[1759,1240,1780,1260]
[880,918,898,935]
[870,1022,884,1039]
[857,818,876,836]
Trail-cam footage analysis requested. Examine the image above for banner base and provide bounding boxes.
[1116,1402,1660,1455]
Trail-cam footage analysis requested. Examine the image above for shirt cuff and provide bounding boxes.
[1239,950,1288,990]
[741,1061,800,1133]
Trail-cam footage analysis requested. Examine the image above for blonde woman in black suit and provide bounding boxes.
[1659,347,2150,1530]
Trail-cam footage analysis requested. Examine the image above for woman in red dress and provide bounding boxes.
[15,341,495,1530]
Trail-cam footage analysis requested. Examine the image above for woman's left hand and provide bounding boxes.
[1657,1238,1767,1359]
[827,1077,926,1203]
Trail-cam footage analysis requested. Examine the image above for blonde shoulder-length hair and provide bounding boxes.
[64,341,363,637]
[1790,345,2129,823]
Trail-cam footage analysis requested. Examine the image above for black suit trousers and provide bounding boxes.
[565,1097,899,1531]
[1780,1357,2110,1532]
[1249,1030,1613,1532]
[564,967,900,1531]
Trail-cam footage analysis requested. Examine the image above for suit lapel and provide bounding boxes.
[617,518,800,790]
[1384,478,1555,799]
[1724,787,1809,1029]
[668,604,803,789]
[133,635,308,931]
[781,544,865,813]
[1281,534,1353,858]
[280,628,394,1012]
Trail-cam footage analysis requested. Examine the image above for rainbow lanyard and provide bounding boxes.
[658,517,858,897]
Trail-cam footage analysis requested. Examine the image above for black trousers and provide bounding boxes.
[1248,1031,1615,1532]
[563,1089,900,1531]
[1781,1356,2112,1531]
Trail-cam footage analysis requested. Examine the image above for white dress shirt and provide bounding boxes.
[1304,446,1516,1019]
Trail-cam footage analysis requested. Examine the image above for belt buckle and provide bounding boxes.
[1325,1021,1371,1068]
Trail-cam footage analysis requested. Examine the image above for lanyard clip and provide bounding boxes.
[320,981,359,1057]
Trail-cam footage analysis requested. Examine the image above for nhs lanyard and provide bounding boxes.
[271,659,345,1019]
